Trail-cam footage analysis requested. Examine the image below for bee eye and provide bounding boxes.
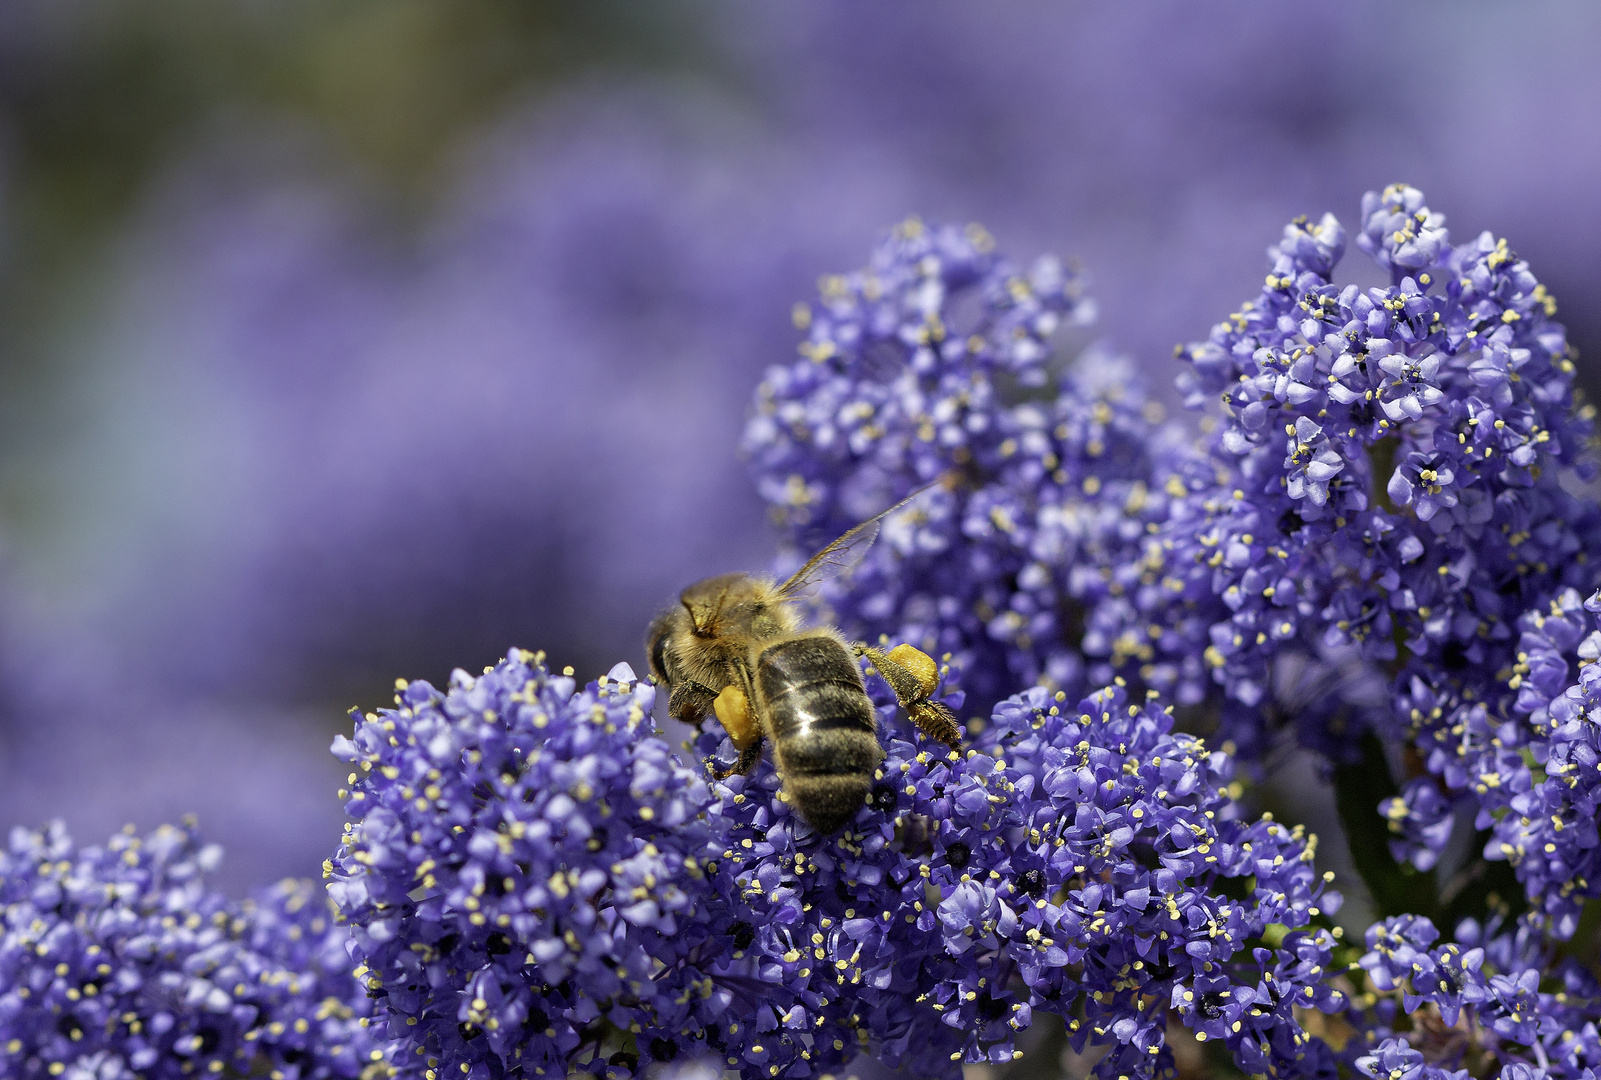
[649,629,671,683]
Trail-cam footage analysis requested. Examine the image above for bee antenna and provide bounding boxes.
[703,587,732,637]
[682,597,706,637]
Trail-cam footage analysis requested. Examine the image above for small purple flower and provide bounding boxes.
[1355,1037,1470,1080]
[1359,185,1450,279]
[1285,415,1346,507]
[1358,913,1440,992]
[1380,777,1456,872]
[1386,447,1459,523]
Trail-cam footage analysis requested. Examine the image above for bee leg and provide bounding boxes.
[854,643,962,748]
[709,683,765,780]
[711,738,764,781]
[667,679,720,723]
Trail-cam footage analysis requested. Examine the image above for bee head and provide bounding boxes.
[677,572,764,639]
[645,573,769,689]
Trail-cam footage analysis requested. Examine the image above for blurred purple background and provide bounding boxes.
[0,1,1596,890]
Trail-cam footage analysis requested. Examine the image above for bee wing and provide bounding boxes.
[773,481,942,600]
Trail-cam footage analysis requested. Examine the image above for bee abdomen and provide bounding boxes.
[759,637,877,743]
[758,636,882,834]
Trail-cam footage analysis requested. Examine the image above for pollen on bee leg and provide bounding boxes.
[713,684,760,749]
[886,644,940,697]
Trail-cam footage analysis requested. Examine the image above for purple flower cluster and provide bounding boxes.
[697,678,1345,1080]
[741,219,1197,711]
[1170,184,1598,719]
[329,642,1345,1080]
[1353,913,1601,1080]
[1242,193,1601,800]
[0,820,381,1079]
[744,193,1601,933]
[1387,586,1601,937]
[326,652,722,1079]
[973,686,1344,1077]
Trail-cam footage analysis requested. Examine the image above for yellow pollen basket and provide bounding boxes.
[713,685,760,750]
[886,644,940,697]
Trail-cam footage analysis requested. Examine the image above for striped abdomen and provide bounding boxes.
[759,635,883,835]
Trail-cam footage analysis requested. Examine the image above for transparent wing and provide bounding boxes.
[774,480,942,600]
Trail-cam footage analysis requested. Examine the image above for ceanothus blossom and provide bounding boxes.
[692,673,1346,1080]
[326,652,720,1080]
[1141,188,1601,917]
[0,821,382,1080]
[1395,587,1601,937]
[1351,914,1601,1080]
[1356,1038,1470,1080]
[741,219,1204,714]
[326,644,1345,1080]
[1374,585,1601,937]
[1170,186,1598,727]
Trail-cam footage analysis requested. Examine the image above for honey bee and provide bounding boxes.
[646,487,960,835]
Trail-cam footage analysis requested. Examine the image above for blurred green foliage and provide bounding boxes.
[0,0,712,352]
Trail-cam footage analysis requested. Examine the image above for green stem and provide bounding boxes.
[1332,730,1440,922]
[1368,436,1403,515]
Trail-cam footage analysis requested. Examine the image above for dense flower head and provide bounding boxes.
[0,820,380,1080]
[1352,914,1601,1080]
[693,676,1346,1080]
[970,684,1345,1080]
[1399,586,1601,937]
[1170,184,1599,723]
[745,218,1090,532]
[1105,186,1601,919]
[741,219,1206,711]
[326,652,719,1080]
[1368,583,1601,935]
[742,186,1601,779]
[328,640,1347,1080]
